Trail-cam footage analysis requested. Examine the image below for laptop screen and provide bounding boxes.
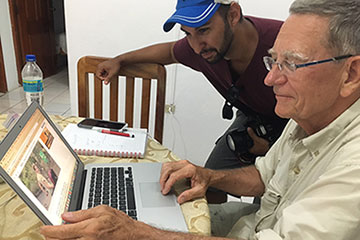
[0,108,78,225]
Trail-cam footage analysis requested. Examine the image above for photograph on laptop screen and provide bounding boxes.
[40,127,55,149]
[19,140,61,209]
[0,108,78,224]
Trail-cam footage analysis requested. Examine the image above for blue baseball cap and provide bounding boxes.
[163,0,234,32]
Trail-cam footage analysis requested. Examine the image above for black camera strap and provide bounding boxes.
[222,79,260,120]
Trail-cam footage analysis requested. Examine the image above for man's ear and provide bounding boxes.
[340,56,360,97]
[228,2,241,27]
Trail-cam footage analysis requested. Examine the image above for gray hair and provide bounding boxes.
[289,0,360,55]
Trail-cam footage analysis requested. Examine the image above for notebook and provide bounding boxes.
[0,102,188,232]
[62,124,147,158]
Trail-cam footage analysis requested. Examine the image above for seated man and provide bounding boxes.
[40,0,360,239]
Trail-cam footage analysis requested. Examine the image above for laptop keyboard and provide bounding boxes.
[87,166,137,220]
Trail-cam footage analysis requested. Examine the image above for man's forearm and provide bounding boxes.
[113,41,178,66]
[209,166,265,197]
[141,224,244,240]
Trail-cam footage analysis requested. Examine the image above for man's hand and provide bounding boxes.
[160,160,213,204]
[40,205,152,240]
[95,58,122,85]
[247,127,270,156]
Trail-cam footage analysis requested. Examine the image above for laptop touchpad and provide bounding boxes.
[139,182,176,208]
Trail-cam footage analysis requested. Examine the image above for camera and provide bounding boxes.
[226,115,279,164]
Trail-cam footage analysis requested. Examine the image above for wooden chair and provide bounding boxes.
[77,56,166,143]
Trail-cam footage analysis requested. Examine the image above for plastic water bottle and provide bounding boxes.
[21,54,44,106]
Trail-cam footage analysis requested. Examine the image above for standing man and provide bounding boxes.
[96,0,288,203]
[41,0,360,239]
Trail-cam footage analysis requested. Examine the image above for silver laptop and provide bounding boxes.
[0,102,187,232]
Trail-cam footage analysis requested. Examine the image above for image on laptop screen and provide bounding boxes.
[0,108,79,225]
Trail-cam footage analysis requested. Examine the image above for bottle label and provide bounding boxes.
[23,79,43,92]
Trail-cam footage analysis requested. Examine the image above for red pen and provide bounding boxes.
[96,129,134,138]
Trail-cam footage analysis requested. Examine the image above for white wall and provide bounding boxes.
[0,0,19,91]
[240,0,292,20]
[64,0,179,113]
[65,0,293,166]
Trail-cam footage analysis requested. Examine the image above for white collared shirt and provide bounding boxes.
[230,98,360,240]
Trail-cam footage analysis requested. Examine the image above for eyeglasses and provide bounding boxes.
[263,54,354,72]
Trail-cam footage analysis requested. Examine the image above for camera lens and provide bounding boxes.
[226,129,253,155]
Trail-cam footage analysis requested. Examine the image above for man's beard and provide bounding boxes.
[201,20,234,64]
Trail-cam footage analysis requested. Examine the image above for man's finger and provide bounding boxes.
[62,205,113,223]
[95,67,107,79]
[160,161,188,190]
[247,127,258,140]
[161,166,195,195]
[177,185,204,204]
[160,162,178,189]
[161,170,184,195]
[40,222,83,239]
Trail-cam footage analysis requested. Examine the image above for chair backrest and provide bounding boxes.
[77,56,166,143]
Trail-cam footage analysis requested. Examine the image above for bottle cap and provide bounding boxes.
[25,54,36,62]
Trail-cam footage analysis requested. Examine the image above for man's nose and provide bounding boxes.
[189,37,206,54]
[264,67,286,87]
